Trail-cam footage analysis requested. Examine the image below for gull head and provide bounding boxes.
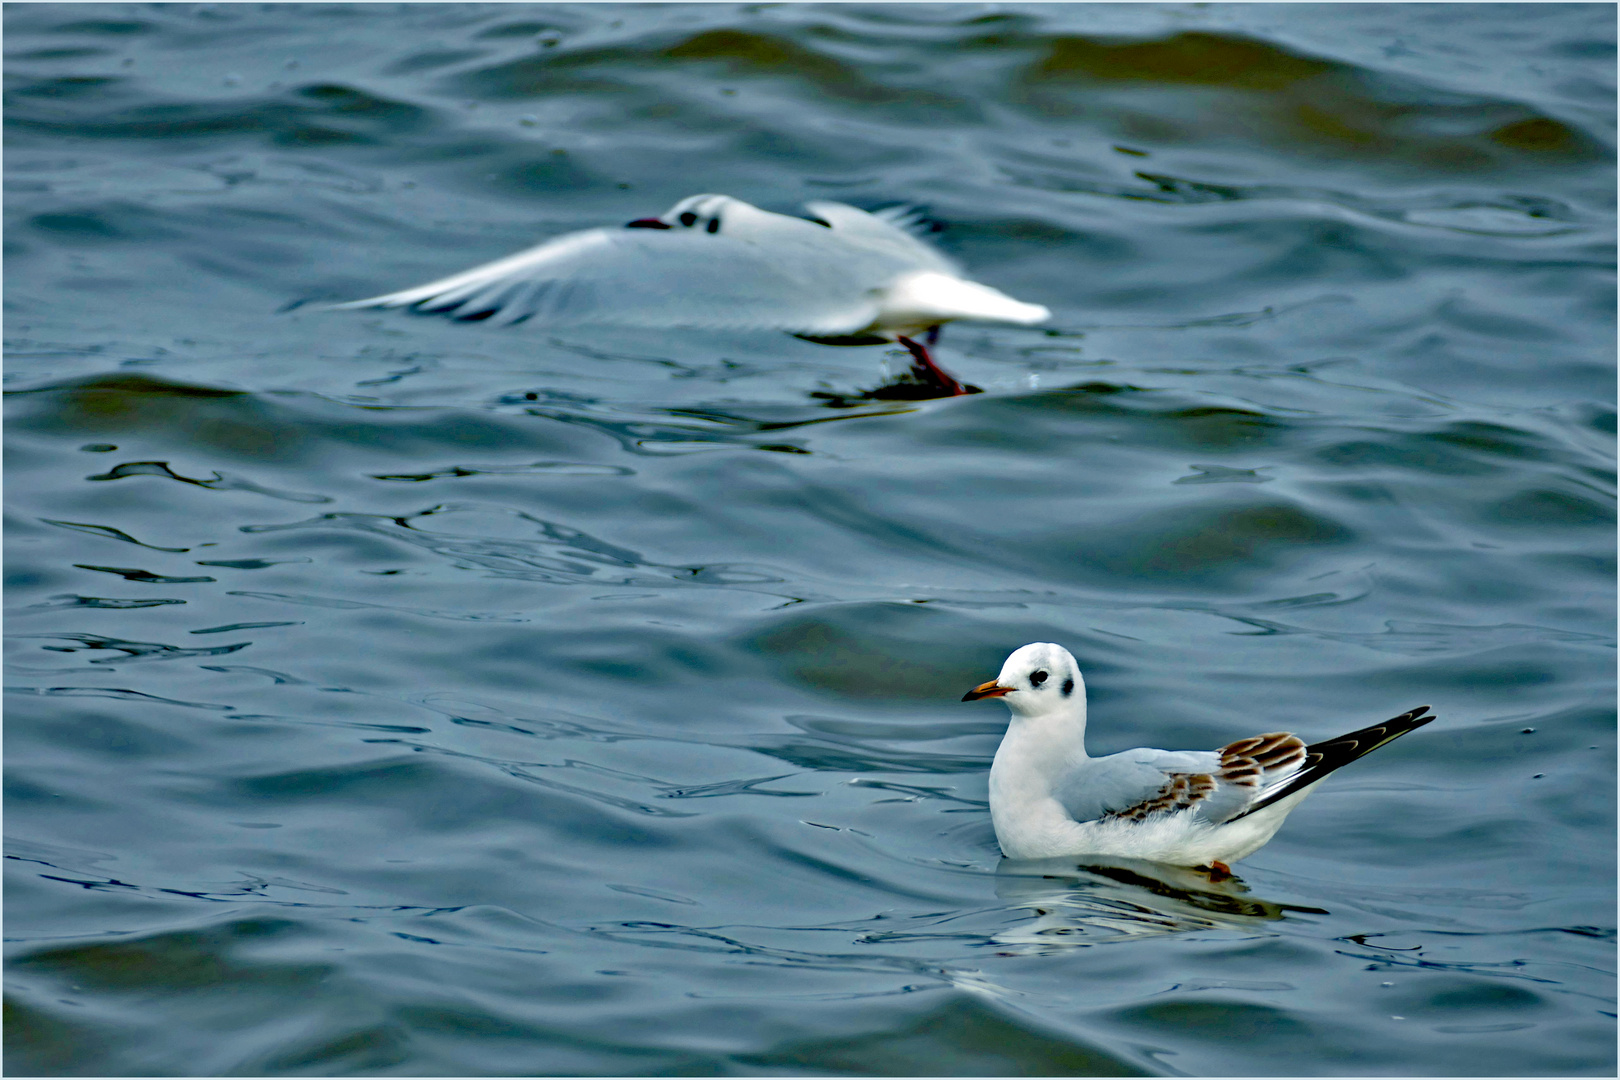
[625,193,742,234]
[962,642,1085,721]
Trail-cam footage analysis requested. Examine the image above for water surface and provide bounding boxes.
[5,4,1615,1075]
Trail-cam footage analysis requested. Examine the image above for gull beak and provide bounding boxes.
[962,680,1014,702]
[625,217,672,230]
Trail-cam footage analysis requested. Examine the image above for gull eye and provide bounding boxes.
[679,211,699,228]
[1030,669,1048,687]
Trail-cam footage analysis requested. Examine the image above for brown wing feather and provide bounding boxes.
[1104,732,1310,823]
[1220,731,1307,781]
[1227,706,1434,821]
[1104,772,1217,822]
[1097,711,1426,826]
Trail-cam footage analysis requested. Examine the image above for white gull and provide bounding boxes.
[327,194,1049,396]
[964,642,1434,872]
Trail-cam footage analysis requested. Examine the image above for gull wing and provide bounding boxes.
[1054,748,1221,824]
[327,224,906,336]
[1058,733,1311,826]
[1062,709,1432,828]
[802,201,961,276]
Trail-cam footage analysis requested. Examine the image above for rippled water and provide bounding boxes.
[5,4,1615,1075]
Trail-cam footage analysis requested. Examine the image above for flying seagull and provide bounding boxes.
[327,194,1050,396]
[964,642,1434,873]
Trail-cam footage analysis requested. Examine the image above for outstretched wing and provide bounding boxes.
[326,220,912,335]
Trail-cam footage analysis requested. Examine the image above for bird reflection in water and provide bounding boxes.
[990,856,1328,953]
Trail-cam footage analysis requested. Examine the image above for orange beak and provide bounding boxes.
[962,679,1014,702]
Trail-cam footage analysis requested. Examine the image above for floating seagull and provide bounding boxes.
[963,643,1434,873]
[327,194,1049,396]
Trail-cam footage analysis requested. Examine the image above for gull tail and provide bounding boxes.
[887,271,1050,327]
[1228,706,1434,821]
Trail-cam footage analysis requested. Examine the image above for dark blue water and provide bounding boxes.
[5,4,1614,1075]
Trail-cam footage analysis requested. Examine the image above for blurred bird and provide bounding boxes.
[328,193,1050,396]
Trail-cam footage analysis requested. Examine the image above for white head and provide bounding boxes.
[963,642,1086,722]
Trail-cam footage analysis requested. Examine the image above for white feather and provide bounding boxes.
[327,194,1049,341]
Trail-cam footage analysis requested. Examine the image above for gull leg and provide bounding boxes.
[896,334,968,397]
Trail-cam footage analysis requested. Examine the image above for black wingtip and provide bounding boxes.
[1381,705,1436,736]
[1304,705,1437,763]
[1229,704,1437,821]
[872,202,943,236]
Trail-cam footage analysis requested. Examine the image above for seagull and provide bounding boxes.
[963,642,1434,873]
[326,194,1050,396]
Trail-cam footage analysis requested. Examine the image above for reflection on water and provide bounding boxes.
[991,856,1329,951]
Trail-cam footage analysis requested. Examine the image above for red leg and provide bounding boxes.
[896,334,968,397]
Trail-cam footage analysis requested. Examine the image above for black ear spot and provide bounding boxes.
[1062,677,1074,697]
[705,216,721,234]
[679,211,699,227]
[1030,669,1048,687]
